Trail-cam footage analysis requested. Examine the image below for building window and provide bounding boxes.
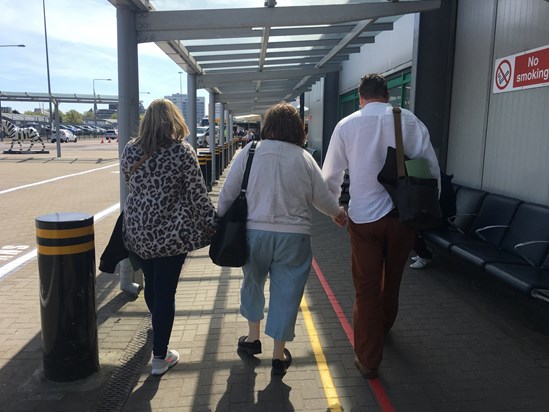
[337,69,412,120]
[339,90,359,119]
[387,70,412,109]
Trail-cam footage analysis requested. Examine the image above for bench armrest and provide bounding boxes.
[447,214,477,234]
[475,225,510,242]
[514,240,549,267]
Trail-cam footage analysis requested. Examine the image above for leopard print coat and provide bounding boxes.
[121,140,217,259]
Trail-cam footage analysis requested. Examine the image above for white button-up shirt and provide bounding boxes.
[322,102,440,224]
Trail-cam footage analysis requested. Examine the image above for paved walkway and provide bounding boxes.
[1,142,549,411]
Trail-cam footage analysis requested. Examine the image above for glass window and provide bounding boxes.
[338,68,412,119]
[387,69,412,109]
[339,90,359,119]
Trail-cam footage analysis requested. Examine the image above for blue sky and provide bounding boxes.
[0,0,210,114]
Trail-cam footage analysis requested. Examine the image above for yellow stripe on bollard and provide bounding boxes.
[37,241,95,256]
[36,226,94,239]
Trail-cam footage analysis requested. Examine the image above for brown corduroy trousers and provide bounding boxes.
[348,213,415,369]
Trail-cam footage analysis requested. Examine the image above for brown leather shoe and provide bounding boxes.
[354,358,378,379]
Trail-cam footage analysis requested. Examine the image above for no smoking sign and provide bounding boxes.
[495,59,512,90]
[493,45,549,94]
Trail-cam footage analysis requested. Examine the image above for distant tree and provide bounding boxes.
[110,113,117,119]
[53,109,63,123]
[83,110,94,119]
[11,109,20,114]
[24,110,46,116]
[65,110,83,124]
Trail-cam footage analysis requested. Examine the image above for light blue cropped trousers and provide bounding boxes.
[240,229,312,342]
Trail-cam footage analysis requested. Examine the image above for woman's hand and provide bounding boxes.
[332,206,347,227]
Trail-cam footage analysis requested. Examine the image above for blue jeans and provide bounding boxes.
[241,229,312,341]
[132,253,187,358]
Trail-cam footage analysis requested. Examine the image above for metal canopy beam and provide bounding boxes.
[137,23,393,43]
[201,55,347,70]
[0,91,117,104]
[135,1,440,31]
[197,65,340,88]
[193,48,361,62]
[185,37,370,53]
[109,0,441,116]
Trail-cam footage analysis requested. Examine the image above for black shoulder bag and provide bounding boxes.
[209,141,257,267]
[377,107,442,230]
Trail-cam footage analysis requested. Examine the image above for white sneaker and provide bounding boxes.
[151,349,180,375]
[410,257,431,269]
[411,255,421,262]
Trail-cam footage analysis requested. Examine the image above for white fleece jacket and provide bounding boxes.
[217,140,341,234]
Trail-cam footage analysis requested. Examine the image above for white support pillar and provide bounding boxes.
[187,73,197,149]
[116,4,142,296]
[219,102,225,169]
[209,92,216,186]
[225,109,231,144]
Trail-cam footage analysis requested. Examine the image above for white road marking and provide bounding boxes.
[0,163,119,195]
[0,203,120,280]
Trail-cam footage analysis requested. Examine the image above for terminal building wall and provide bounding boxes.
[448,0,549,204]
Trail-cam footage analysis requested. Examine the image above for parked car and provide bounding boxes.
[51,129,77,143]
[196,126,209,147]
[104,129,118,141]
[196,126,219,148]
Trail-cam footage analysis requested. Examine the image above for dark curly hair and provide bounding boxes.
[358,74,389,100]
[261,103,306,146]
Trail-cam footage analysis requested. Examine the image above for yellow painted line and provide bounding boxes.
[301,294,343,412]
[37,241,95,256]
[36,226,94,239]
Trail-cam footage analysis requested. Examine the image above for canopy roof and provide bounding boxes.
[110,0,440,116]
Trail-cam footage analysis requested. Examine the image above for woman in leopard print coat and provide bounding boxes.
[120,98,216,375]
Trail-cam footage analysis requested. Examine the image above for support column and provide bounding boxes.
[209,92,216,186]
[187,73,197,149]
[116,4,142,296]
[410,0,457,171]
[226,110,231,144]
[322,71,340,165]
[299,93,305,125]
[227,111,233,160]
[219,102,225,169]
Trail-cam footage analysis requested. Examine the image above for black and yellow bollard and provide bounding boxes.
[35,212,100,382]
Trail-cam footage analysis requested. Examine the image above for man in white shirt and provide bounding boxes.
[322,74,440,379]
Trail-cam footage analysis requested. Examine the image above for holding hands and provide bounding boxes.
[332,206,348,227]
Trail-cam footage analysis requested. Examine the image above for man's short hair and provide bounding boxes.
[359,74,389,100]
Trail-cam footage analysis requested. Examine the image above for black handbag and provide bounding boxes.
[209,141,257,267]
[377,107,442,230]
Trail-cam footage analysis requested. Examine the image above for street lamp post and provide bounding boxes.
[93,78,111,137]
[42,0,57,156]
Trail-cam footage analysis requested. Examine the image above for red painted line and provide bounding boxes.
[311,257,395,412]
[311,258,354,345]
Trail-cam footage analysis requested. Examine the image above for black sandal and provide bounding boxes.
[272,348,292,375]
[237,335,262,355]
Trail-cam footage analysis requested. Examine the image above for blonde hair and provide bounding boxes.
[261,103,306,146]
[133,98,190,155]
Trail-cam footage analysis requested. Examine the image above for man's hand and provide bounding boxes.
[332,206,348,227]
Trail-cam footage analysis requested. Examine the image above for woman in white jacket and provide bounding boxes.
[217,103,346,375]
